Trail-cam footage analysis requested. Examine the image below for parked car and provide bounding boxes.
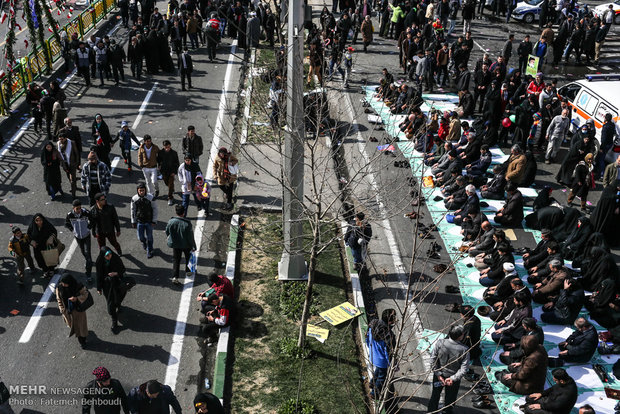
[594,0,620,24]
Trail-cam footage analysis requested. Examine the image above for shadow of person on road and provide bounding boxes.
[86,331,177,364]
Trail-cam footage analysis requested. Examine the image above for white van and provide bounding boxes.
[556,75,620,145]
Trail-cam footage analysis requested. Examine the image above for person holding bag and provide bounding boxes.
[27,213,59,278]
[96,247,127,334]
[56,274,90,348]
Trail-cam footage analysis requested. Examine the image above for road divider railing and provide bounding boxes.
[0,0,117,115]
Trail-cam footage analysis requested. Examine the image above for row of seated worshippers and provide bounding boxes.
[459,304,589,414]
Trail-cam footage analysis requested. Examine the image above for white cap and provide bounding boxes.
[503,263,515,272]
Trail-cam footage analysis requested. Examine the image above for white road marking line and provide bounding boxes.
[132,82,159,129]
[343,92,423,335]
[18,157,122,343]
[206,41,238,181]
[587,66,597,71]
[601,65,613,70]
[164,40,238,392]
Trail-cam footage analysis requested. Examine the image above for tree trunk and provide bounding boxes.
[297,226,319,348]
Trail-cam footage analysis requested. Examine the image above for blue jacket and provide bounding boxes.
[116,128,140,151]
[366,321,392,369]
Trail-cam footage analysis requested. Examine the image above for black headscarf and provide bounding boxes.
[533,186,553,211]
[95,246,126,300]
[581,247,620,290]
[193,392,225,414]
[58,274,83,309]
[562,216,593,259]
[552,207,581,240]
[572,232,609,269]
[26,213,57,245]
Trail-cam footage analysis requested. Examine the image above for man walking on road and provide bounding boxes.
[166,205,197,285]
[81,152,112,206]
[128,380,182,414]
[345,212,372,270]
[131,183,158,259]
[65,199,94,282]
[182,125,203,164]
[90,193,122,256]
[82,366,129,413]
[427,325,470,414]
[594,22,610,64]
[178,47,194,90]
[545,108,570,164]
[138,134,160,197]
[157,140,180,206]
[57,133,80,198]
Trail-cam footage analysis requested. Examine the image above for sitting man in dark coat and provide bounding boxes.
[522,368,578,414]
[452,184,480,225]
[480,164,506,200]
[541,278,585,325]
[523,229,555,269]
[500,317,544,365]
[527,242,562,283]
[558,317,598,364]
[494,183,524,227]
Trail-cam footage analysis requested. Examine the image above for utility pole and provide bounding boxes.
[278,0,307,281]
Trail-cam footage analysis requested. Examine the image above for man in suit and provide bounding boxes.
[178,47,193,91]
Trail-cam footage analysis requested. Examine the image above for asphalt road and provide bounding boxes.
[320,2,620,412]
[0,17,243,413]
[0,1,90,59]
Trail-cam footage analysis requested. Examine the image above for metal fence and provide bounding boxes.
[0,0,117,115]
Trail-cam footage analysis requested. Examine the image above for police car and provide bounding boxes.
[511,0,586,24]
[594,0,620,24]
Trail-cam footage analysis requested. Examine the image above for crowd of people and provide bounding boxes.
[3,0,620,412]
[321,0,620,412]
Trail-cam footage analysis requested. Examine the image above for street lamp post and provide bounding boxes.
[278,0,307,281]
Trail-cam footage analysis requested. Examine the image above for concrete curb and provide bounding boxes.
[212,214,240,404]
[340,221,372,381]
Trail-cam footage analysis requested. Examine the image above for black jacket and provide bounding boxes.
[182,134,204,158]
[177,52,193,73]
[82,378,129,414]
[517,40,532,58]
[564,326,598,363]
[157,148,180,175]
[128,382,182,414]
[508,326,544,360]
[345,222,372,249]
[90,204,121,236]
[486,173,506,195]
[553,287,585,322]
[538,378,578,414]
[502,191,524,223]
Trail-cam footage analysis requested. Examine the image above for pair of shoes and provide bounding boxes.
[142,242,147,250]
[544,159,551,164]
[444,303,460,313]
[473,386,493,395]
[464,371,481,382]
[172,278,183,286]
[111,321,119,334]
[168,199,174,206]
[155,190,159,198]
[473,399,493,408]
[472,394,490,403]
[445,285,460,294]
[147,251,154,259]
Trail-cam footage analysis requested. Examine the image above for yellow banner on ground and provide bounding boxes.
[306,324,330,343]
[320,302,361,325]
